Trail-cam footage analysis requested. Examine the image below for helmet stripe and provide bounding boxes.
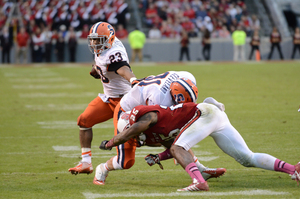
[93,22,102,33]
[177,79,197,102]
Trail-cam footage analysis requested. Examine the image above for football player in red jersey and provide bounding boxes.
[68,22,138,175]
[100,98,300,191]
[93,78,226,185]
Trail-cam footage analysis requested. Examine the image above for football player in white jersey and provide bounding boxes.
[69,22,138,175]
[93,73,226,185]
[100,97,300,191]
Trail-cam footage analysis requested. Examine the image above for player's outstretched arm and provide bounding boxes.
[100,112,158,150]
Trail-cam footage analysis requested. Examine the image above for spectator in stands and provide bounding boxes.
[116,0,130,29]
[179,30,190,61]
[145,3,159,27]
[219,25,231,38]
[80,24,90,39]
[31,27,45,63]
[195,5,207,20]
[240,15,251,36]
[291,27,300,59]
[116,24,128,39]
[67,26,78,62]
[250,14,260,31]
[55,32,65,62]
[248,29,261,60]
[44,26,53,62]
[128,27,146,62]
[183,4,196,22]
[268,26,284,60]
[0,12,6,30]
[202,16,213,33]
[181,16,197,37]
[0,26,13,63]
[16,27,30,64]
[148,25,162,39]
[160,20,175,38]
[232,25,247,61]
[202,28,211,61]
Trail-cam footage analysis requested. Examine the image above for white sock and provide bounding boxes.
[81,148,91,164]
[194,156,207,172]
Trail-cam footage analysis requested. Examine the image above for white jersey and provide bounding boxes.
[94,37,131,101]
[120,71,196,111]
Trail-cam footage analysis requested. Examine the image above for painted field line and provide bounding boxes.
[4,72,58,77]
[13,83,81,89]
[19,92,95,98]
[37,121,113,129]
[57,154,219,161]
[9,77,69,82]
[82,189,289,198]
[26,104,87,110]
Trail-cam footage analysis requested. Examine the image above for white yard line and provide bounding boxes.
[19,92,96,98]
[26,104,87,110]
[82,189,289,198]
[13,83,81,89]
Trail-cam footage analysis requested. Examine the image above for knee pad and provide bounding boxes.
[123,159,135,169]
[112,155,135,170]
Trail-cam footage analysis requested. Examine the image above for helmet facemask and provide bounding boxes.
[88,33,113,55]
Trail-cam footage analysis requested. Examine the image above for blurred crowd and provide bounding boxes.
[142,0,260,39]
[0,0,130,63]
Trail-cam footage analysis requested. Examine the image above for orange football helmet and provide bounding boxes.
[88,22,115,55]
[170,78,198,104]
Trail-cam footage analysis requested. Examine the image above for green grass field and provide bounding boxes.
[0,61,300,199]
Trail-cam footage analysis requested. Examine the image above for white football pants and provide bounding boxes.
[174,103,276,170]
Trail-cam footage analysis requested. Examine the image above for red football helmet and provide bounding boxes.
[88,22,115,54]
[170,78,198,104]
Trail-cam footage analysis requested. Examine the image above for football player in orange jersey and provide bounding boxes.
[68,22,138,175]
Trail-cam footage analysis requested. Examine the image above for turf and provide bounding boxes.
[0,61,299,199]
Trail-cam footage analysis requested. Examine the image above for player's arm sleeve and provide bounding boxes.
[107,61,130,73]
[116,64,136,82]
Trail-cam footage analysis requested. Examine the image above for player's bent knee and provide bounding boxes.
[123,159,135,169]
[236,154,254,167]
[77,114,92,128]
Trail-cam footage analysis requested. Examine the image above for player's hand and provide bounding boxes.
[131,77,146,87]
[144,154,163,170]
[90,65,101,79]
[99,140,112,150]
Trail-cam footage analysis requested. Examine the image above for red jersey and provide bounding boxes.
[129,103,199,145]
[16,32,30,47]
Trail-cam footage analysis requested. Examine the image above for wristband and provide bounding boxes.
[130,77,137,84]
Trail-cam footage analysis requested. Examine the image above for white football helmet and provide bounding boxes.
[117,111,131,133]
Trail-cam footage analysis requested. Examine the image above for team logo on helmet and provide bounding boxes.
[170,78,198,104]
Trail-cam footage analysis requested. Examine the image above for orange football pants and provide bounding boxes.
[113,103,136,169]
[77,96,121,128]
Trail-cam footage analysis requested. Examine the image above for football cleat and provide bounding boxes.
[177,178,209,192]
[201,168,226,181]
[93,163,109,185]
[291,162,300,186]
[68,161,93,175]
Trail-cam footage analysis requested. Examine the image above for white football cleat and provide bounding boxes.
[177,178,209,192]
[93,163,109,185]
[291,162,300,186]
